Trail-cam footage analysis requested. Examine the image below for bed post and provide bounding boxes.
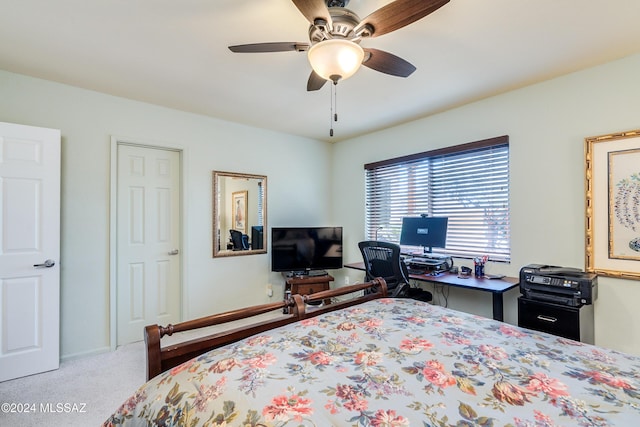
[290,293,305,317]
[144,325,162,381]
[374,277,388,297]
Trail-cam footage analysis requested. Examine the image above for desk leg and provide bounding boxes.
[492,293,504,322]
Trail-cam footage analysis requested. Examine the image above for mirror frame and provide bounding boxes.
[212,170,267,257]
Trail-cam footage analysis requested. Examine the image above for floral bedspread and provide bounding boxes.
[104,298,640,426]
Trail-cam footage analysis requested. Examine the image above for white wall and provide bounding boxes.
[0,70,333,359]
[332,53,640,356]
[3,52,640,360]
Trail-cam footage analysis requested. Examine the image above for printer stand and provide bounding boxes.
[518,297,594,344]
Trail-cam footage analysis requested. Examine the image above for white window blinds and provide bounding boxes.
[365,136,510,262]
[257,181,264,226]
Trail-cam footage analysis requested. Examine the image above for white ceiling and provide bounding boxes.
[1,0,640,142]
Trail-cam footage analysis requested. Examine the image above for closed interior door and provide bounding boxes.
[116,144,181,346]
[0,122,60,382]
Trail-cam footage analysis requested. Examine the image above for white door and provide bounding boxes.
[0,122,60,382]
[116,144,181,346]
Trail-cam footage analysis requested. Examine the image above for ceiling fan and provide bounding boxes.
[228,0,450,91]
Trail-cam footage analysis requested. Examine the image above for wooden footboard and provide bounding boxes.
[144,278,387,380]
[144,296,305,380]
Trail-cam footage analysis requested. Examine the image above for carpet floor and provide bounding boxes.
[0,341,146,426]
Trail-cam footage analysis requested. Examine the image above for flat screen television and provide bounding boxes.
[399,216,448,253]
[271,226,343,273]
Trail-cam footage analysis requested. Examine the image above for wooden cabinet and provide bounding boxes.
[283,274,334,313]
[285,274,334,296]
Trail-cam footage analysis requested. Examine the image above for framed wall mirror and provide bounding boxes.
[212,171,267,257]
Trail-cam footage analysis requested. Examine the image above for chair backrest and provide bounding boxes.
[358,241,410,295]
[229,229,247,250]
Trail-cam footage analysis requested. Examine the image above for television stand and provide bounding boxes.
[282,273,334,313]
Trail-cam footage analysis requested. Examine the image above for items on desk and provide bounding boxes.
[473,256,487,277]
[458,266,472,278]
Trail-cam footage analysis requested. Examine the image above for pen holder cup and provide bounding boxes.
[474,261,485,278]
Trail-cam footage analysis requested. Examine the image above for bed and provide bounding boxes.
[104,278,640,426]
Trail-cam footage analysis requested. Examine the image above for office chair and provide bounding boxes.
[229,229,248,250]
[358,240,432,302]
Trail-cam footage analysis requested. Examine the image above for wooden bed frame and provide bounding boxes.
[144,278,388,380]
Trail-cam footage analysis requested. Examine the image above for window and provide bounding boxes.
[365,136,510,262]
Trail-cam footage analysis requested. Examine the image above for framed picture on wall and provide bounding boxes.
[585,129,640,279]
[232,190,248,235]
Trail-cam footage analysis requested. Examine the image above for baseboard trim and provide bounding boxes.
[60,346,111,362]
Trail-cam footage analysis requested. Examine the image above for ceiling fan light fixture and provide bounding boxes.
[308,39,364,83]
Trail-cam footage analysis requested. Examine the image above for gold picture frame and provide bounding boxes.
[232,190,248,235]
[585,129,640,279]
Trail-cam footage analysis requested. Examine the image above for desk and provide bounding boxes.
[344,262,518,321]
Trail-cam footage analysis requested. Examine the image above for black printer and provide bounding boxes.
[519,264,597,307]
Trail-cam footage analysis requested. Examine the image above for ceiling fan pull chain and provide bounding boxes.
[329,81,334,137]
[334,82,338,123]
[329,81,339,137]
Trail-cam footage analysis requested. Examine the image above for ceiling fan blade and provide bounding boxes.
[228,42,309,53]
[354,0,449,38]
[307,70,328,91]
[362,48,416,77]
[292,0,332,28]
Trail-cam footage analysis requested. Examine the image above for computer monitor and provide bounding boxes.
[399,216,448,253]
[251,226,263,250]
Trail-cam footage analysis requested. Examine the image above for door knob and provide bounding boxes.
[168,249,179,255]
[34,259,55,268]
